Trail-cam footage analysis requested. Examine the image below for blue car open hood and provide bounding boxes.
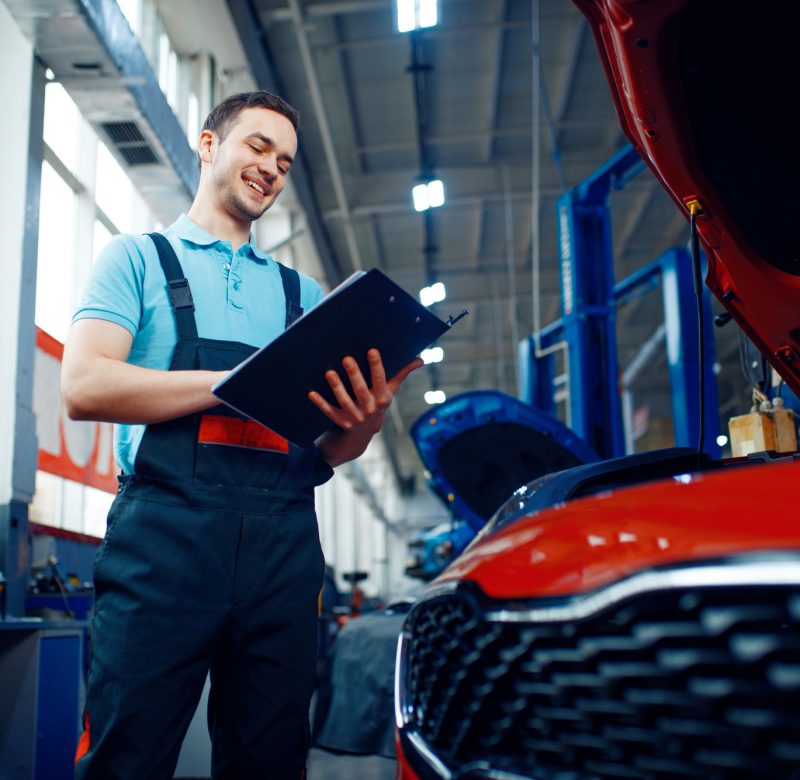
[410,390,599,532]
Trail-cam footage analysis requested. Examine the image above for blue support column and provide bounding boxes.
[660,249,721,456]
[557,192,624,458]
[525,145,721,459]
[520,327,561,417]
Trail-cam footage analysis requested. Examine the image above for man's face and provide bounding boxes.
[207,106,298,223]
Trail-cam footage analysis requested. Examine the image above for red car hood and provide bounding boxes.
[574,0,800,394]
[435,459,800,599]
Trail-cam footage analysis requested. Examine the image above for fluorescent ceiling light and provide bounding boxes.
[421,346,444,364]
[396,0,416,33]
[396,0,438,32]
[424,390,446,405]
[427,179,444,207]
[412,183,430,212]
[419,281,446,306]
[411,179,445,212]
[418,0,438,29]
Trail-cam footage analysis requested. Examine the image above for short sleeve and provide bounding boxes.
[299,274,326,312]
[73,234,147,337]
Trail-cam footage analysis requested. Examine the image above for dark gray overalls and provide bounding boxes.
[75,233,333,780]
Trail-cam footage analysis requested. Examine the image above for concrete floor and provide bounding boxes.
[308,748,396,779]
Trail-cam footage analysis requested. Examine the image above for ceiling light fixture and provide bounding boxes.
[424,389,446,405]
[421,346,444,364]
[396,0,438,32]
[419,281,446,306]
[412,179,445,212]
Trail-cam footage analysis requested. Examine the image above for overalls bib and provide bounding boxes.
[76,233,331,780]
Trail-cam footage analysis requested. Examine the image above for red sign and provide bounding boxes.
[33,328,118,494]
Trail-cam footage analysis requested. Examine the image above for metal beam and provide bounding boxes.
[484,0,508,162]
[323,189,555,219]
[3,55,46,616]
[553,20,587,134]
[6,0,197,222]
[286,0,364,273]
[225,0,346,285]
[327,7,411,484]
[263,0,388,23]
[76,0,198,197]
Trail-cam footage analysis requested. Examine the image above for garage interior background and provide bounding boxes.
[0,0,752,617]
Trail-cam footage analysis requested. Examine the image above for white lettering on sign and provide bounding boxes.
[559,204,574,316]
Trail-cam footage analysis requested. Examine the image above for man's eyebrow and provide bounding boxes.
[246,132,294,166]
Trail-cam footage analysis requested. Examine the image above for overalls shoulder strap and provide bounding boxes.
[276,262,304,328]
[147,232,198,340]
[147,232,304,332]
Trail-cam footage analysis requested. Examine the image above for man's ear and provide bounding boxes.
[197,130,215,165]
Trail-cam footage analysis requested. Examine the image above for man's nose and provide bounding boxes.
[258,155,278,180]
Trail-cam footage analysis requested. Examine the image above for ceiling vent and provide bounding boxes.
[100,121,160,166]
[3,0,196,223]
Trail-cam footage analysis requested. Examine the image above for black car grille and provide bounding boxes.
[404,580,800,779]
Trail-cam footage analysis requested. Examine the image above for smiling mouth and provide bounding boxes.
[244,178,267,196]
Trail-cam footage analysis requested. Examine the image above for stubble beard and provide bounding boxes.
[213,168,277,223]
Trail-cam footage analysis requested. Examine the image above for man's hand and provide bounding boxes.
[310,348,423,467]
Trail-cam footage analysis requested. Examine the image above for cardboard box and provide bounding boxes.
[728,412,776,457]
[773,408,798,453]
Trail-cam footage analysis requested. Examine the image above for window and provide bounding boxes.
[32,79,156,537]
[42,82,81,174]
[36,161,78,343]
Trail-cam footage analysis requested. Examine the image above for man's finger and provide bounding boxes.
[308,390,347,427]
[367,348,387,395]
[342,356,373,410]
[387,357,424,392]
[325,368,364,422]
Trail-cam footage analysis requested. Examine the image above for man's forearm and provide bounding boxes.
[62,356,224,424]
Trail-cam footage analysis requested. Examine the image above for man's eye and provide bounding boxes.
[248,144,261,152]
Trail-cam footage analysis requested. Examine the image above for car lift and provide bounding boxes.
[519,144,721,459]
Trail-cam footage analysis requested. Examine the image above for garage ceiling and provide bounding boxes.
[12,0,744,490]
[209,0,744,483]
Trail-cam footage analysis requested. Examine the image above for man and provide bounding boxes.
[62,90,421,780]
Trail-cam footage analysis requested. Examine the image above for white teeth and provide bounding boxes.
[245,180,265,195]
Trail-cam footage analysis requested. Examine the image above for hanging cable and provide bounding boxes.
[531,0,542,348]
[689,203,705,456]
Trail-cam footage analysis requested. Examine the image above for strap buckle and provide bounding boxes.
[168,278,195,311]
[286,302,304,327]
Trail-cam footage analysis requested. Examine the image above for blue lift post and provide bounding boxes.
[522,145,721,458]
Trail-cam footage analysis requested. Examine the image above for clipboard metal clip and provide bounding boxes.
[446,309,469,328]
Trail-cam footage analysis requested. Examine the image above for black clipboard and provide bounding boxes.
[211,268,465,446]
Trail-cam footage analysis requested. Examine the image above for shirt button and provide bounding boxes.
[223,262,231,271]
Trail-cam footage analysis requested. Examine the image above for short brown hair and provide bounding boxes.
[202,91,299,141]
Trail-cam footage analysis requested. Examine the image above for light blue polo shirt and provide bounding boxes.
[73,214,325,474]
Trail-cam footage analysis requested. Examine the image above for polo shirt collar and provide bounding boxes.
[170,214,273,262]
[248,241,272,262]
[171,214,220,247]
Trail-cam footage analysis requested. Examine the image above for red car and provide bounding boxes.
[395,2,800,778]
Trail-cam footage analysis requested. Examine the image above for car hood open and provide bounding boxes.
[410,390,598,532]
[574,0,800,394]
